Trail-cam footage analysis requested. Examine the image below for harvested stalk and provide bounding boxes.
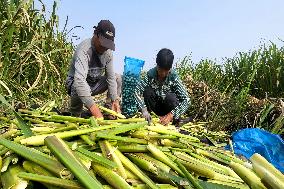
[250,153,284,183]
[49,115,91,124]
[175,159,203,189]
[76,146,117,169]
[127,153,158,174]
[250,153,284,189]
[146,126,199,142]
[147,143,184,177]
[97,105,126,119]
[44,135,103,189]
[130,153,171,173]
[1,165,28,189]
[99,140,127,179]
[114,148,159,189]
[1,153,18,172]
[134,184,177,189]
[96,133,148,144]
[0,138,72,179]
[80,135,96,146]
[18,172,84,189]
[106,122,146,135]
[229,161,267,189]
[20,125,118,146]
[92,163,132,189]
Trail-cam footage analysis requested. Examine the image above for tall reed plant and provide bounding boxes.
[0,0,74,103]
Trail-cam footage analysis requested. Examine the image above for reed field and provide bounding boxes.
[0,0,74,104]
[176,40,284,135]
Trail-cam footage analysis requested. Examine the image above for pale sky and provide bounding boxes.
[40,0,284,73]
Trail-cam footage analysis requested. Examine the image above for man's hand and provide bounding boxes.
[89,104,104,119]
[159,112,173,125]
[111,99,121,113]
[142,107,152,125]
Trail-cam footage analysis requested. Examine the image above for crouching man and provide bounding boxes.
[66,20,121,118]
[134,48,190,125]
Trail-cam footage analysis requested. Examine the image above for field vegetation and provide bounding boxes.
[1,0,284,136]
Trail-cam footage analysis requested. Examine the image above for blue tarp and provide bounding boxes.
[226,128,284,173]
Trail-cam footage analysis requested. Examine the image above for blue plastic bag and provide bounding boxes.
[121,57,145,117]
[226,128,284,173]
[123,56,145,76]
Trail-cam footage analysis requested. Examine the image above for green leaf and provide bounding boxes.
[259,104,275,127]
[159,170,190,186]
[0,94,33,137]
[160,170,243,189]
[199,181,243,189]
[271,115,284,134]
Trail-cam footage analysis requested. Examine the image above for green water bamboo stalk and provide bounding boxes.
[175,159,203,189]
[229,161,267,189]
[189,152,239,178]
[44,135,103,189]
[118,144,170,153]
[22,161,61,189]
[131,130,177,140]
[146,126,199,142]
[100,118,146,124]
[147,143,184,177]
[96,133,148,144]
[114,147,159,189]
[99,140,127,179]
[0,138,72,178]
[41,125,77,134]
[18,172,84,189]
[131,153,171,173]
[97,105,126,119]
[20,125,118,146]
[105,122,146,135]
[207,180,250,189]
[49,115,91,123]
[92,163,132,189]
[250,153,284,189]
[0,129,19,139]
[76,146,117,169]
[1,153,18,172]
[133,184,177,189]
[174,151,233,177]
[80,135,96,146]
[1,165,28,189]
[127,153,158,174]
[250,153,284,183]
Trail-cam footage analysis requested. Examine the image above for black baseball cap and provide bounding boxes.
[93,20,115,51]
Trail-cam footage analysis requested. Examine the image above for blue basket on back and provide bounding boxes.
[123,56,145,76]
[121,57,145,117]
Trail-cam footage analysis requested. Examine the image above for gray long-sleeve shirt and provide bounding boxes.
[66,38,117,109]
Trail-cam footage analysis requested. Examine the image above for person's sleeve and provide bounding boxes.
[73,50,95,109]
[134,75,149,111]
[105,51,117,101]
[171,78,190,119]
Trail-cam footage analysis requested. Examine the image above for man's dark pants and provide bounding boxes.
[143,87,179,117]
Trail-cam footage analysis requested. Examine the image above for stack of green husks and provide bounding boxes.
[0,108,283,189]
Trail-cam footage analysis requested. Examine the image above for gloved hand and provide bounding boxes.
[89,104,104,119]
[142,107,152,125]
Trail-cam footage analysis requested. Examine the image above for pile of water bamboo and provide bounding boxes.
[0,106,283,189]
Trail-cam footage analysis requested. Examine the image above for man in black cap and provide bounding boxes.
[66,20,121,118]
